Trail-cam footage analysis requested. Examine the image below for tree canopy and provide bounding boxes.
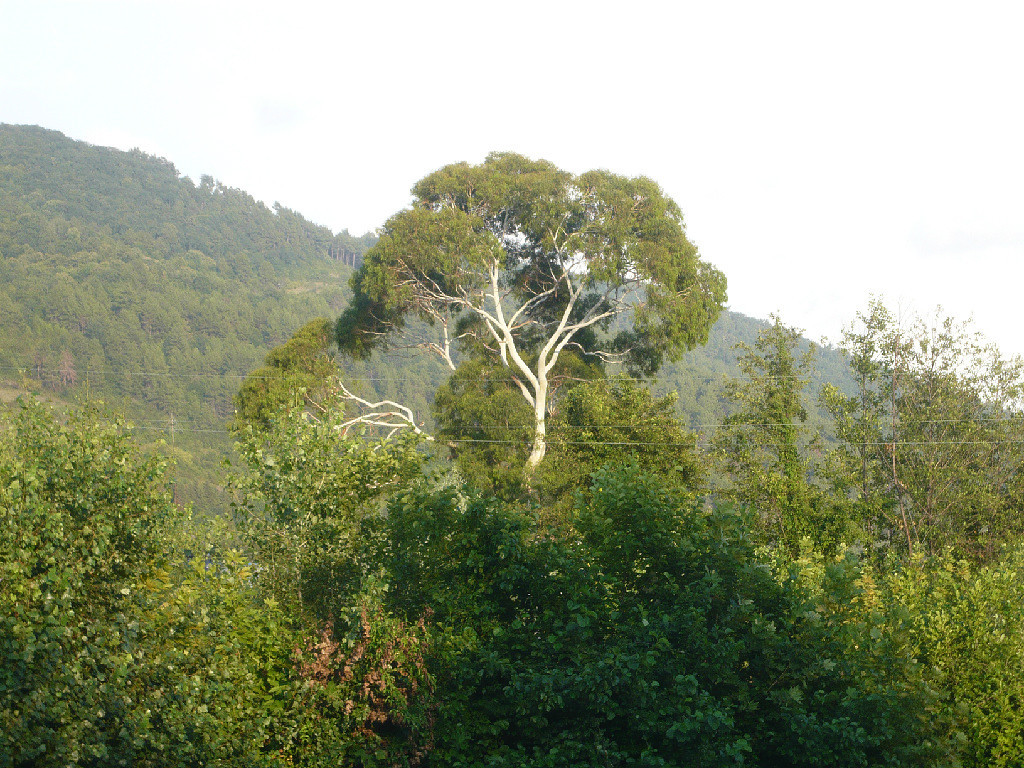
[822,301,1024,559]
[336,152,727,471]
[715,316,839,552]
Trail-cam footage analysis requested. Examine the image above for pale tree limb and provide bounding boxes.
[562,341,630,364]
[485,260,540,394]
[320,380,434,441]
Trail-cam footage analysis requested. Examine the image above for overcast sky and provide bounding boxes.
[3,1,1023,356]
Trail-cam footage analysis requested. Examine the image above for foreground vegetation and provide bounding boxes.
[5,361,1024,766]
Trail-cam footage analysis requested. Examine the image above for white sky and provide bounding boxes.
[3,1,1023,356]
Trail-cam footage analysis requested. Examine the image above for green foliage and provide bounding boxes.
[284,597,437,768]
[8,396,1004,766]
[377,465,946,766]
[715,316,846,552]
[822,300,1024,559]
[0,399,436,767]
[537,377,703,511]
[233,398,426,624]
[233,317,338,432]
[0,401,171,765]
[0,401,296,766]
[232,398,439,765]
[432,357,535,501]
[122,514,295,767]
[433,350,607,501]
[888,547,1024,767]
[433,364,705,511]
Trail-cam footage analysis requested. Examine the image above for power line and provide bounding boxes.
[9,362,1024,446]
[382,418,1024,430]
[128,425,229,435]
[11,364,1022,415]
[0,363,859,385]
[443,437,1024,448]
[121,414,1024,431]
[120,422,1024,449]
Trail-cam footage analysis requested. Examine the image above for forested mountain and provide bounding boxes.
[649,308,852,439]
[0,123,847,509]
[0,124,373,507]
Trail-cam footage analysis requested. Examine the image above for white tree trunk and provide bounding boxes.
[525,378,548,474]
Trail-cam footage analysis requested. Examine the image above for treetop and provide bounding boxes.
[337,152,726,376]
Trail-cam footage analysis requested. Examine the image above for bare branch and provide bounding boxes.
[506,282,562,329]
[562,340,631,363]
[332,380,434,441]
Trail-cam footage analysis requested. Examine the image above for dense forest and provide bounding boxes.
[4,128,1024,767]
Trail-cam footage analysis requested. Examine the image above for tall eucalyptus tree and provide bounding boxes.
[336,153,727,474]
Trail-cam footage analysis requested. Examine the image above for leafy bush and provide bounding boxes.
[889,547,1024,767]
[233,399,438,765]
[0,402,294,767]
[233,397,426,623]
[378,464,948,766]
[0,402,172,765]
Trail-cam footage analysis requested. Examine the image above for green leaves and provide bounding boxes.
[233,318,338,433]
[336,152,727,475]
[889,547,1024,767]
[0,401,169,765]
[233,395,426,624]
[0,401,306,767]
[715,316,840,553]
[824,301,1024,559]
[372,466,945,766]
[538,378,703,511]
[358,153,725,363]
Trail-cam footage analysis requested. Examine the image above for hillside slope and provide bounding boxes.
[0,125,372,507]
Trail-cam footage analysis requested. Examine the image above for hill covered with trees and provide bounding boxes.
[0,124,375,507]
